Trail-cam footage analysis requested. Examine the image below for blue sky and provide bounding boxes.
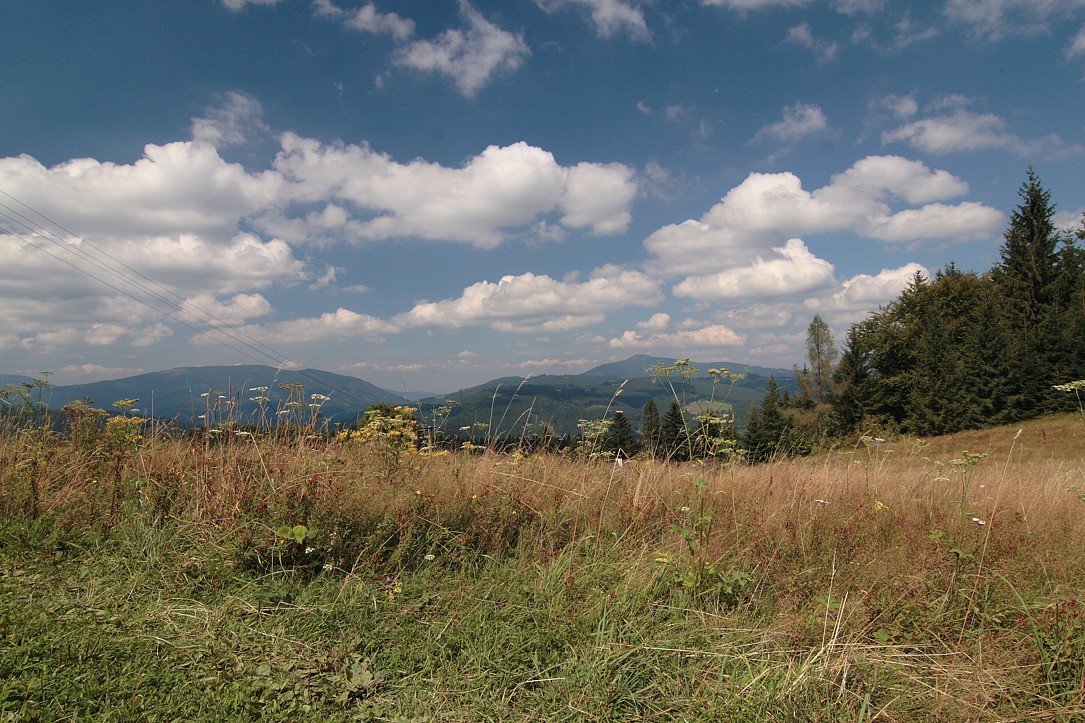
[3,0,1085,393]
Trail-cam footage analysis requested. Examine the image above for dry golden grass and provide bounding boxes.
[2,413,1083,719]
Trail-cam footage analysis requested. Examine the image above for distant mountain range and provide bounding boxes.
[1,355,799,435]
[1,366,408,428]
[423,355,798,438]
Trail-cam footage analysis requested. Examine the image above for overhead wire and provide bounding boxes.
[0,188,386,413]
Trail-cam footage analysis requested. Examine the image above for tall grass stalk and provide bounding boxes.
[1,409,1083,719]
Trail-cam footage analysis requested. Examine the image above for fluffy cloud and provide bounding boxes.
[752,102,828,144]
[944,0,1085,40]
[392,266,663,333]
[607,323,745,350]
[268,135,636,246]
[535,0,650,40]
[702,0,811,9]
[394,1,530,97]
[882,103,1074,156]
[190,92,269,148]
[313,0,416,41]
[560,163,637,234]
[240,308,390,344]
[0,141,280,242]
[1068,24,1085,56]
[833,0,884,13]
[807,262,929,327]
[673,238,837,300]
[221,0,282,10]
[786,25,839,65]
[643,155,1000,276]
[180,293,274,327]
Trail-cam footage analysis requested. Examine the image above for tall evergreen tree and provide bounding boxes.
[992,169,1062,417]
[660,400,688,461]
[805,314,838,405]
[830,326,870,435]
[640,399,661,457]
[603,410,637,458]
[907,266,992,435]
[743,376,788,463]
[1051,228,1085,397]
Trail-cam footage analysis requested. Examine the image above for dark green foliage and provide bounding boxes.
[991,169,1063,418]
[603,410,637,458]
[805,314,838,405]
[743,377,789,463]
[660,400,688,461]
[830,327,869,435]
[640,399,661,457]
[830,170,1085,437]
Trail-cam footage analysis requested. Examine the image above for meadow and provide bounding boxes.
[1,405,1083,721]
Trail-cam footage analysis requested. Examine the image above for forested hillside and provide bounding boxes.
[830,170,1085,437]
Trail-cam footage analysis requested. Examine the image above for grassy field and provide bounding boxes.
[1,411,1083,721]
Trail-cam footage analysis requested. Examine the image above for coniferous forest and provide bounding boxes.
[829,170,1085,437]
[739,170,1085,460]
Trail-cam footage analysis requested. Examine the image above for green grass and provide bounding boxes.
[1,413,1084,720]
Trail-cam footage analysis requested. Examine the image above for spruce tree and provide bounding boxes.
[641,399,661,457]
[830,326,869,435]
[992,169,1061,417]
[805,314,838,405]
[743,376,788,463]
[660,400,688,461]
[604,410,637,458]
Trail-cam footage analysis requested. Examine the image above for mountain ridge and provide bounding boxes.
[2,356,800,435]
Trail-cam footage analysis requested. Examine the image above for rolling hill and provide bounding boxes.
[3,356,801,436]
[418,355,799,439]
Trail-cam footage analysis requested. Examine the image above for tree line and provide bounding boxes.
[581,169,1085,463]
[344,170,1084,464]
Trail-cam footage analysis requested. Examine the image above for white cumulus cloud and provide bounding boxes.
[221,0,282,10]
[702,0,811,9]
[607,323,745,350]
[673,238,837,300]
[752,102,828,144]
[944,0,1085,41]
[267,135,636,246]
[643,155,1000,276]
[392,266,663,333]
[313,0,416,41]
[535,0,650,40]
[394,1,530,97]
[190,92,270,148]
[882,103,1076,157]
[786,25,839,65]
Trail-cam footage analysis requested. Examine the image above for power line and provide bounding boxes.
[0,188,386,415]
[0,190,291,365]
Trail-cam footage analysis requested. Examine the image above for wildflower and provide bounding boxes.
[305,546,315,554]
[875,500,889,511]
